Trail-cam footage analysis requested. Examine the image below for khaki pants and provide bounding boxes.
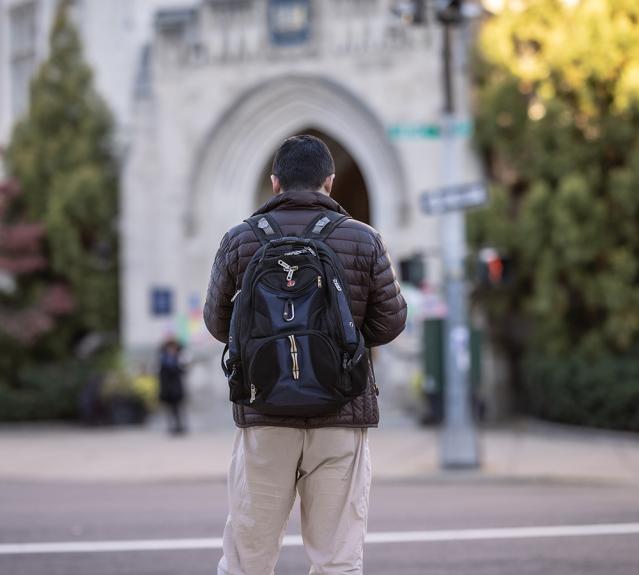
[217,426,372,575]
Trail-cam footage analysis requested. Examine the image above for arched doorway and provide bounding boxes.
[188,75,408,246]
[255,128,370,223]
[187,74,409,308]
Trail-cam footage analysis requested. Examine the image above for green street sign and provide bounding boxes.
[387,120,473,140]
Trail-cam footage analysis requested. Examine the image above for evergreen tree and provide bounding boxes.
[7,0,119,354]
[471,0,639,358]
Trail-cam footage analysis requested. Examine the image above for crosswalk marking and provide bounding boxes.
[2,523,639,555]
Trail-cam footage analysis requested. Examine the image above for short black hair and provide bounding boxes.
[272,135,335,192]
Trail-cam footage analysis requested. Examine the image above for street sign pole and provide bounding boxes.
[438,14,480,469]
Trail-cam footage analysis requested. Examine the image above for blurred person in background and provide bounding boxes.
[204,135,407,575]
[158,338,188,436]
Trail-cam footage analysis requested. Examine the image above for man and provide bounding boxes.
[204,134,407,575]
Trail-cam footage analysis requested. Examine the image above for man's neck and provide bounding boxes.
[280,188,328,196]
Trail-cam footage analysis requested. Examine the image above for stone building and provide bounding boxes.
[0,0,194,145]
[123,0,480,354]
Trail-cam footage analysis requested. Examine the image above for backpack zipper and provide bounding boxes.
[252,264,322,295]
[331,276,348,347]
[288,335,300,380]
[278,259,299,282]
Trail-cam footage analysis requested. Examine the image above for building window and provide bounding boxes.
[336,0,378,17]
[155,8,199,45]
[151,287,173,317]
[391,0,426,25]
[268,0,311,46]
[207,0,253,11]
[10,2,38,118]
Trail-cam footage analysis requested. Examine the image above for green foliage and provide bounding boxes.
[0,358,94,422]
[6,0,119,353]
[523,351,639,432]
[470,0,639,358]
[0,2,119,421]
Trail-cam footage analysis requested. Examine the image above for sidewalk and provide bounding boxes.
[1,405,639,485]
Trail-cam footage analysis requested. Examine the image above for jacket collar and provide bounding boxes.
[252,190,351,217]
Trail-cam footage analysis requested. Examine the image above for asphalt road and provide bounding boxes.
[1,479,639,575]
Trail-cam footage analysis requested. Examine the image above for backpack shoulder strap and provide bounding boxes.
[302,211,350,241]
[244,213,284,245]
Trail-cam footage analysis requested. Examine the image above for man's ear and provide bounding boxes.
[271,175,282,195]
[322,174,335,195]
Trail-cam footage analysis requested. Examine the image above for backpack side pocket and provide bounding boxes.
[228,361,246,402]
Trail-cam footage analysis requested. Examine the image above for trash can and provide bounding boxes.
[421,318,482,424]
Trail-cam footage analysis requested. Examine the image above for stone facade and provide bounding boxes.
[0,0,193,147]
[123,0,480,358]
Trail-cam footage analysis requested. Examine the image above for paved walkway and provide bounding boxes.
[2,400,639,485]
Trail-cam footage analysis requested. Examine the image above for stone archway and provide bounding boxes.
[187,74,408,293]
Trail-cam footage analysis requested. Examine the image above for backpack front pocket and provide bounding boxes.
[246,331,346,416]
[227,361,247,402]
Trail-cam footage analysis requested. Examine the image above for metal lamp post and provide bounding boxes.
[436,0,480,469]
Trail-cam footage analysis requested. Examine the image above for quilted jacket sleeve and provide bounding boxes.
[362,232,407,347]
[203,232,236,343]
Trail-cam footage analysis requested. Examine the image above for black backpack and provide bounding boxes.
[221,211,369,417]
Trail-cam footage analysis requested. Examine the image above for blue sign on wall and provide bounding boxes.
[151,287,173,316]
[268,0,311,46]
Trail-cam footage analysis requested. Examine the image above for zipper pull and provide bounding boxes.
[231,289,242,302]
[288,335,300,380]
[278,260,298,281]
[332,278,342,292]
[317,275,322,288]
[250,384,256,403]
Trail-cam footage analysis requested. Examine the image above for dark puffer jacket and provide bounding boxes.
[203,190,407,428]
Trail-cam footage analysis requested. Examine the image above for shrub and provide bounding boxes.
[0,358,95,422]
[101,362,157,425]
[523,352,639,432]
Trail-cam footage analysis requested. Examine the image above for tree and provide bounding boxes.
[469,1,639,429]
[6,0,119,355]
[471,0,639,357]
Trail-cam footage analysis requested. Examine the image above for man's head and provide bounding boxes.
[271,135,335,195]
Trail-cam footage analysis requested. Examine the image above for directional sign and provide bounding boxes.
[420,181,488,215]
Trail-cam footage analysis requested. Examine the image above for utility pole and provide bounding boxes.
[436,0,480,469]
